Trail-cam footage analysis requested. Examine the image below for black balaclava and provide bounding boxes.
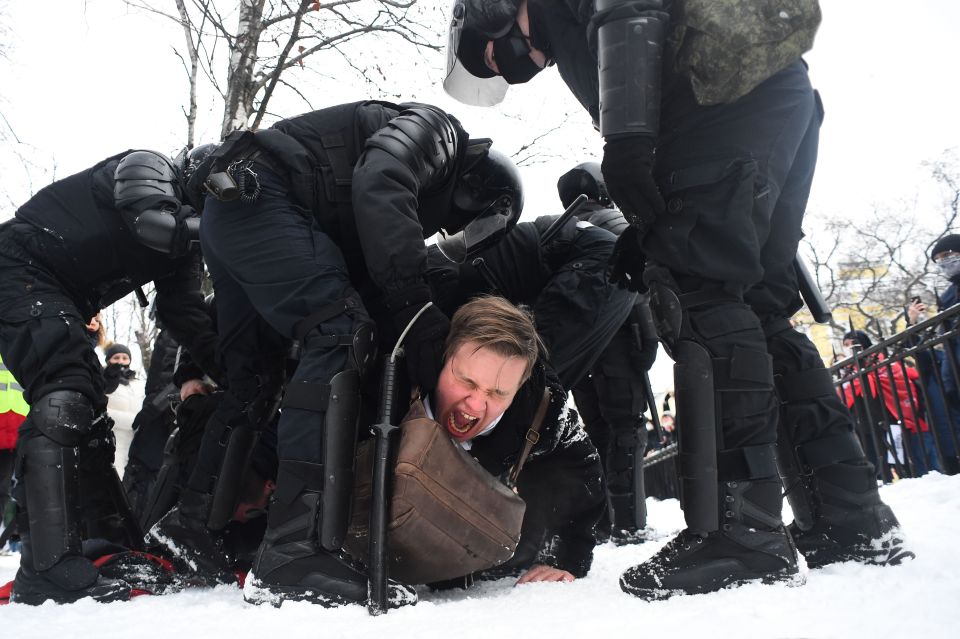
[104,343,134,385]
[493,22,543,84]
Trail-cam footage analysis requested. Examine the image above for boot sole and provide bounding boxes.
[805,546,916,569]
[800,528,917,569]
[243,577,417,609]
[243,580,355,608]
[10,582,131,606]
[621,566,805,601]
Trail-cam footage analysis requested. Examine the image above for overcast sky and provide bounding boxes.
[2,0,958,226]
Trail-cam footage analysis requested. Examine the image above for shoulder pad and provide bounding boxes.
[580,206,628,236]
[363,105,460,188]
[114,150,181,211]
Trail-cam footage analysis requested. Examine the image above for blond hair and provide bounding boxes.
[444,296,545,383]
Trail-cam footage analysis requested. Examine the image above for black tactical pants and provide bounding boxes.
[573,321,649,530]
[199,165,368,465]
[644,62,862,528]
[644,61,827,460]
[0,224,127,547]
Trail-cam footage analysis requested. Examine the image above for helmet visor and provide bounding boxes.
[444,2,509,106]
[436,203,512,263]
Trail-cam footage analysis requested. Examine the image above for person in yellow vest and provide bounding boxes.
[0,356,28,550]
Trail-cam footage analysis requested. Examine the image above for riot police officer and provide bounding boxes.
[0,145,221,604]
[445,0,911,599]
[149,100,523,608]
[556,163,660,544]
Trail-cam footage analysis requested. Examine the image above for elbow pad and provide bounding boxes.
[134,206,199,255]
[363,105,460,189]
[595,0,669,138]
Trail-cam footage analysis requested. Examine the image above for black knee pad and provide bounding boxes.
[29,390,95,447]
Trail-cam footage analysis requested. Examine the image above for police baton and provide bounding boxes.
[628,319,665,444]
[795,254,832,324]
[538,194,588,248]
[367,302,434,615]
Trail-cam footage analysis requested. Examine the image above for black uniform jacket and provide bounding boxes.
[7,154,221,382]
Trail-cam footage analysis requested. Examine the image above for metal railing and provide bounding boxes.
[831,303,960,480]
[639,303,960,497]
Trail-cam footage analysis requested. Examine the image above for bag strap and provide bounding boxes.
[506,389,551,488]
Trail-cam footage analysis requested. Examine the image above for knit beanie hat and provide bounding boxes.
[105,343,132,360]
[931,234,960,260]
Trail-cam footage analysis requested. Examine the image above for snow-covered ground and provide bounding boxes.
[3,473,957,639]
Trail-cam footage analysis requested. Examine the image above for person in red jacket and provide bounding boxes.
[838,330,935,475]
[0,356,29,549]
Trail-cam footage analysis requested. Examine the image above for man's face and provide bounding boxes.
[934,250,960,263]
[434,340,527,441]
[108,353,131,366]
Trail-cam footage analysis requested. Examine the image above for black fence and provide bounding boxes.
[641,303,960,499]
[831,303,960,480]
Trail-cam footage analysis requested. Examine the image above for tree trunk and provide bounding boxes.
[221,0,266,137]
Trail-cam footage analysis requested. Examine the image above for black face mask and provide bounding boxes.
[493,23,543,84]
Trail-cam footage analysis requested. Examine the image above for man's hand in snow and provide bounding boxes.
[515,564,575,585]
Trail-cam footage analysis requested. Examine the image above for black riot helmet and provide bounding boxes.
[438,141,523,263]
[557,162,611,209]
[173,143,218,185]
[456,0,520,39]
[173,142,218,208]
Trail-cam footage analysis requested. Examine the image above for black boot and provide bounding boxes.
[607,422,650,546]
[620,479,801,600]
[146,487,237,585]
[787,461,914,568]
[10,437,130,605]
[243,460,416,608]
[769,332,914,569]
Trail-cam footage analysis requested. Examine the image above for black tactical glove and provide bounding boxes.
[387,288,451,392]
[601,134,665,232]
[174,205,201,255]
[103,363,128,393]
[608,225,648,293]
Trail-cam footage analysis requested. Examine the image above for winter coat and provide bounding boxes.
[468,362,604,578]
[105,373,146,477]
[937,281,960,398]
[839,353,928,433]
[0,356,27,450]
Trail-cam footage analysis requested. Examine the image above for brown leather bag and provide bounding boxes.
[343,393,549,584]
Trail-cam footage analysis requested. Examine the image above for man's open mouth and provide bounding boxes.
[448,410,480,434]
